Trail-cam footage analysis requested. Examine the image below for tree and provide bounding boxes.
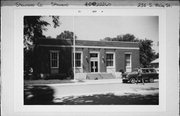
[102,34,157,67]
[46,36,53,39]
[24,16,60,79]
[24,16,60,50]
[56,30,77,40]
[139,39,156,67]
[103,33,138,42]
[115,34,138,42]
[103,37,112,41]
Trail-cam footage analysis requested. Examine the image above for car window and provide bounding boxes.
[146,69,150,73]
[142,69,151,73]
[148,69,151,72]
[135,68,157,73]
[149,69,155,73]
[142,69,146,73]
[152,69,156,73]
[133,69,138,72]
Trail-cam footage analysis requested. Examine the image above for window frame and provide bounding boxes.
[73,51,83,68]
[106,52,115,68]
[125,52,132,72]
[50,50,59,68]
[89,51,100,73]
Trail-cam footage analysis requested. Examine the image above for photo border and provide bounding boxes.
[13,8,166,112]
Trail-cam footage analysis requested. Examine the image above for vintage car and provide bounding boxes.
[122,68,159,84]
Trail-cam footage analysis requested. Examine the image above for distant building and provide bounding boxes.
[150,58,159,73]
[32,39,140,79]
[150,58,159,68]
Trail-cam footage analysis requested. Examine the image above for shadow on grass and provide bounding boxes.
[141,87,159,91]
[24,85,55,105]
[24,85,158,105]
[54,93,159,105]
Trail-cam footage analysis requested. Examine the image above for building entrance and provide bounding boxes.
[90,61,98,72]
[90,52,99,72]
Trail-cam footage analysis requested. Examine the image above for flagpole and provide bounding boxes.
[73,16,76,81]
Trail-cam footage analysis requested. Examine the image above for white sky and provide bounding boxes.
[43,16,159,53]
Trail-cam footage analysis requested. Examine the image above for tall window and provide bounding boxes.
[106,53,114,67]
[74,52,82,67]
[50,51,59,68]
[125,53,132,72]
[125,54,131,67]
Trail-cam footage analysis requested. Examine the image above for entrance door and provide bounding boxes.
[90,61,98,72]
[90,52,99,72]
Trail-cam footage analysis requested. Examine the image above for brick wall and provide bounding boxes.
[115,49,140,72]
[35,46,73,78]
[115,49,125,72]
[100,48,106,72]
[82,48,89,72]
[34,39,140,77]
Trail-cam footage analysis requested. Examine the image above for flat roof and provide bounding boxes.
[37,39,139,48]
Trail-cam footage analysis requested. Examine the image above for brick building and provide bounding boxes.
[32,39,140,79]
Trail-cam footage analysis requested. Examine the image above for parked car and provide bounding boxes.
[155,68,159,73]
[122,68,159,84]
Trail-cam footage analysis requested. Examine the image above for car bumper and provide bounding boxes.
[122,78,129,83]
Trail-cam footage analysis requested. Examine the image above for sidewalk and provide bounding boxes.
[47,78,158,86]
[46,78,122,86]
[51,80,159,101]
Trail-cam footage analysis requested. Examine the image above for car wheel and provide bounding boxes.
[122,80,127,83]
[149,78,154,83]
[130,78,136,84]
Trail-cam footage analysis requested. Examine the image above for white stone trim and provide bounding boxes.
[39,45,139,50]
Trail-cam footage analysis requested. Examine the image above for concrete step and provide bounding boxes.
[86,73,115,80]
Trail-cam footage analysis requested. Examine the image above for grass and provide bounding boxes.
[54,93,159,105]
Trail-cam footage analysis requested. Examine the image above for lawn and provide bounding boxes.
[53,93,159,105]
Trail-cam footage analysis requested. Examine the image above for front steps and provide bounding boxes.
[74,72,122,81]
[86,73,115,80]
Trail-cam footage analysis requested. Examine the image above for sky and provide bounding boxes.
[42,16,159,53]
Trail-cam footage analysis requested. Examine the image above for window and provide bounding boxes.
[125,53,132,72]
[106,53,114,67]
[73,52,82,68]
[50,51,59,68]
[125,54,131,67]
[75,53,81,67]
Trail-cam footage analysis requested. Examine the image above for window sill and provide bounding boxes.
[106,66,115,68]
[50,67,59,69]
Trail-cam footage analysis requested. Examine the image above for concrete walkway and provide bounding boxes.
[49,80,159,101]
[46,78,158,86]
[47,79,123,86]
